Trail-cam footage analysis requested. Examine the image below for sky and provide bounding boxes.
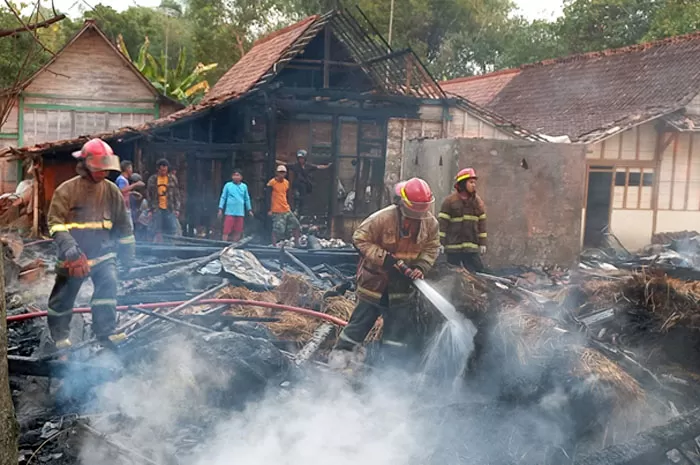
[52,0,565,21]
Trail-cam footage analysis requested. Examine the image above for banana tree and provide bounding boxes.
[117,34,217,105]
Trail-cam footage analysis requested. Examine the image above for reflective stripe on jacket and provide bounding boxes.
[353,205,440,305]
[48,174,135,264]
[438,191,487,252]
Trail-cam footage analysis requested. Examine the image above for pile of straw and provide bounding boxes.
[216,276,355,342]
[493,306,563,365]
[570,347,645,410]
[626,273,700,331]
[577,273,700,331]
[217,285,317,341]
[366,316,383,342]
[275,273,325,310]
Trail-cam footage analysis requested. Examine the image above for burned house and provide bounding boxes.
[442,33,700,251]
[0,9,537,239]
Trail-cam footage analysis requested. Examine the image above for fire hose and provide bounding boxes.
[6,299,349,327]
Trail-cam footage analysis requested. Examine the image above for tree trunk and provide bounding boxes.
[0,244,18,465]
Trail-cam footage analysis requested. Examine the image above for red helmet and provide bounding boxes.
[455,168,478,186]
[394,177,434,219]
[72,138,120,173]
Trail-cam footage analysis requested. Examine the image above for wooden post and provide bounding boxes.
[31,162,39,237]
[323,26,331,89]
[0,243,19,465]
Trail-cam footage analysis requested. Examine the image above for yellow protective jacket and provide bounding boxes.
[48,171,135,267]
[438,191,487,253]
[353,205,440,305]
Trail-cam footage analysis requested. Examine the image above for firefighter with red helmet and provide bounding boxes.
[46,138,135,351]
[330,178,440,368]
[438,168,487,273]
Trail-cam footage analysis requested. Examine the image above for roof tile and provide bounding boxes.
[204,16,319,103]
[443,32,700,141]
[441,69,519,106]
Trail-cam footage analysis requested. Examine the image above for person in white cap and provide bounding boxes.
[266,165,300,246]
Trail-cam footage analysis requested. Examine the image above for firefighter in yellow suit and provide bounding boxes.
[329,178,440,370]
[47,138,135,351]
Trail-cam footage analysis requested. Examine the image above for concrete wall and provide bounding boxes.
[403,138,586,268]
[384,104,514,207]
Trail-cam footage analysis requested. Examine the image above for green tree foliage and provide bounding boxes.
[556,0,660,54]
[117,35,217,104]
[0,0,699,98]
[644,0,700,39]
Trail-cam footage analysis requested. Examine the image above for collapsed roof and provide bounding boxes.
[0,9,541,159]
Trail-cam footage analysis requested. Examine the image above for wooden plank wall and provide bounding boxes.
[25,28,154,101]
[0,27,171,194]
[584,122,700,250]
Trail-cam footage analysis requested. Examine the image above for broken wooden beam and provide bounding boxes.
[8,356,119,380]
[283,248,317,280]
[574,408,700,465]
[294,323,335,366]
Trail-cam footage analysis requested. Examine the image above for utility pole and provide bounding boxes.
[388,0,395,47]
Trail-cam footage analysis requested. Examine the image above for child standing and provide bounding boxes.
[218,169,253,242]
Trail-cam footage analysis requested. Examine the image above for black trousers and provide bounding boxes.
[447,252,484,273]
[335,299,411,351]
[47,259,118,341]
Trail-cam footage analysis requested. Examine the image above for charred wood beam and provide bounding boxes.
[283,248,317,280]
[362,47,411,66]
[134,244,222,258]
[573,408,700,465]
[124,257,205,279]
[272,86,427,105]
[289,59,360,67]
[294,323,335,365]
[126,307,215,333]
[275,99,418,119]
[144,141,266,151]
[123,280,230,338]
[164,234,251,248]
[124,251,223,294]
[8,356,119,380]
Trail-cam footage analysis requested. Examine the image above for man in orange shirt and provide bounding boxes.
[267,165,301,246]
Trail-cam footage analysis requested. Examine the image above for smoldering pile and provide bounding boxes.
[216,274,353,343]
[414,263,659,448]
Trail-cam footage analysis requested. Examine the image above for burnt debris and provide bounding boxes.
[6,233,700,465]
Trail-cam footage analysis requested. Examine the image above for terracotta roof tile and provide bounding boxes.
[441,69,519,106]
[443,32,700,141]
[204,16,319,103]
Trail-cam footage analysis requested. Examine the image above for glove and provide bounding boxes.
[383,253,398,270]
[63,246,90,278]
[480,246,487,255]
[438,245,445,254]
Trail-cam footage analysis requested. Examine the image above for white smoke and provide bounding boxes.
[191,374,425,465]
